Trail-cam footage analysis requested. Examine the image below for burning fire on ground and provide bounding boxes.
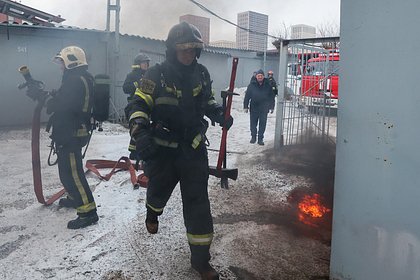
[297,193,331,227]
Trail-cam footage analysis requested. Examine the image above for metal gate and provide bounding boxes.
[275,38,340,148]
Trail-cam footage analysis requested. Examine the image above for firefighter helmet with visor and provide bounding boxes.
[166,22,204,58]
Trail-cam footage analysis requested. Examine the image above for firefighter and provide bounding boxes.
[47,46,98,229]
[123,53,151,158]
[267,70,278,96]
[243,69,276,145]
[123,53,151,101]
[125,22,232,280]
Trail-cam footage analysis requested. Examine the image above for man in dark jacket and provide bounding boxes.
[123,53,151,101]
[47,46,98,229]
[125,22,232,280]
[243,69,276,145]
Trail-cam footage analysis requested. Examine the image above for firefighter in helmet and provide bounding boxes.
[124,53,151,158]
[47,45,98,229]
[123,53,151,101]
[125,22,232,279]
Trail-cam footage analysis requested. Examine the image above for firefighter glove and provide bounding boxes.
[269,109,274,114]
[135,129,158,161]
[215,114,233,130]
[244,108,249,113]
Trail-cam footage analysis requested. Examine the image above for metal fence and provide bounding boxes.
[275,38,340,149]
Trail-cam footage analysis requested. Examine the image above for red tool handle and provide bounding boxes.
[217,57,239,170]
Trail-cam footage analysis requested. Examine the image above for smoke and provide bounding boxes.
[119,0,292,41]
[120,1,196,40]
[19,0,340,42]
[120,0,240,41]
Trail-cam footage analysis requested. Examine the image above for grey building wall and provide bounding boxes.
[0,24,279,127]
[0,25,109,126]
[330,0,420,279]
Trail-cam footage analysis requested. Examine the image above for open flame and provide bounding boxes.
[298,193,331,226]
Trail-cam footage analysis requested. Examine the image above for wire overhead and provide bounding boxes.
[188,0,279,40]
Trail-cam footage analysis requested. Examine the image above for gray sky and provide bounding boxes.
[19,0,340,42]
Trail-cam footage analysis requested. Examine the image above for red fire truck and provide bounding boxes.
[300,51,340,109]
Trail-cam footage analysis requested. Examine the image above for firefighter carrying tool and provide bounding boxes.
[208,57,239,189]
[125,21,232,279]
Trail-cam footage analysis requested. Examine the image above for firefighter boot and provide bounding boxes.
[58,196,77,208]
[250,135,256,144]
[192,262,219,280]
[67,211,99,229]
[145,210,159,234]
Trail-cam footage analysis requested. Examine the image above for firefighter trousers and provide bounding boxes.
[56,142,96,215]
[144,147,214,266]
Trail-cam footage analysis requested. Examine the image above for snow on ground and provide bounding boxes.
[0,88,332,279]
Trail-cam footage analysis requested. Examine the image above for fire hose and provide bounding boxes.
[18,66,66,205]
[85,157,148,189]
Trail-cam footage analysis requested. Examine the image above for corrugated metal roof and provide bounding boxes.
[0,0,64,26]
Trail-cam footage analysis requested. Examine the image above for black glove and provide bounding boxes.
[215,112,233,130]
[135,129,158,161]
[221,115,233,130]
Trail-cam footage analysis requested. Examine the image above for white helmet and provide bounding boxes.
[54,46,88,69]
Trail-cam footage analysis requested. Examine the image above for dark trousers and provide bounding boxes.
[144,146,213,266]
[56,143,96,215]
[250,109,268,141]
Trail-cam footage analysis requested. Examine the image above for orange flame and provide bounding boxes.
[298,193,331,225]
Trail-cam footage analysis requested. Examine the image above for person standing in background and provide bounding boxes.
[123,53,151,158]
[243,69,276,145]
[123,53,151,101]
[267,70,278,96]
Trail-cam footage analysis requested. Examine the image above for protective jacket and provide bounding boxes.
[47,66,93,146]
[126,60,224,153]
[243,78,276,113]
[123,68,146,97]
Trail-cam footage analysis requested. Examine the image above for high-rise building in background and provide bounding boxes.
[236,11,268,51]
[179,14,210,45]
[291,24,316,39]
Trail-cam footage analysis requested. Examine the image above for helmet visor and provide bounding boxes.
[175,41,204,50]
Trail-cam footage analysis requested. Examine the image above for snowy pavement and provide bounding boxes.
[0,88,332,279]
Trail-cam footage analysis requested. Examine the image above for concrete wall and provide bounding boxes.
[330,1,420,279]
[0,24,279,126]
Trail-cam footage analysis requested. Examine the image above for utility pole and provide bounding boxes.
[106,0,121,122]
[263,34,267,73]
[106,0,120,52]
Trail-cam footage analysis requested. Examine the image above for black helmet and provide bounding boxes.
[133,53,151,65]
[166,22,204,59]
